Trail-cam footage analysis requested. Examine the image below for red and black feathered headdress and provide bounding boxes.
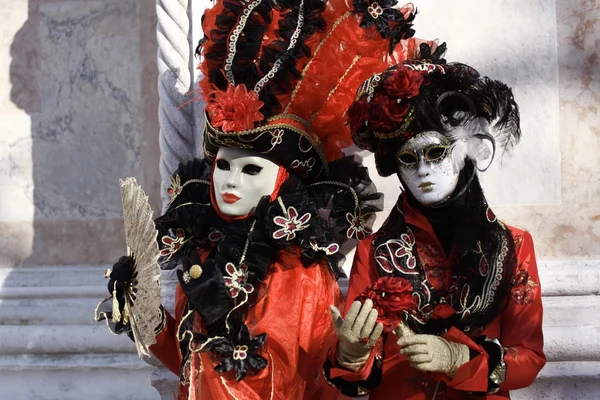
[349,57,522,176]
[197,0,437,182]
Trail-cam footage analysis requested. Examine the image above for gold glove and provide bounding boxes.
[395,322,470,377]
[330,299,384,371]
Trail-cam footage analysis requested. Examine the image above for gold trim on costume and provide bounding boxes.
[284,11,353,113]
[309,55,362,122]
[267,113,312,131]
[203,113,330,178]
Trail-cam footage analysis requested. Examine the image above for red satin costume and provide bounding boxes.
[328,195,546,399]
[151,248,342,400]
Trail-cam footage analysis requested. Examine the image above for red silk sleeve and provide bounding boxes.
[200,252,343,400]
[497,231,546,390]
[150,285,186,376]
[440,231,546,392]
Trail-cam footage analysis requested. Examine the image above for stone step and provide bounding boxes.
[0,265,107,288]
[0,354,160,400]
[512,361,600,400]
[0,325,137,355]
[0,297,107,325]
[0,353,151,371]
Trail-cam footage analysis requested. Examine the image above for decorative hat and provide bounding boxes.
[348,57,522,176]
[197,0,437,182]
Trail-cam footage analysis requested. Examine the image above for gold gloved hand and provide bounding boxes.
[330,299,384,371]
[395,322,470,377]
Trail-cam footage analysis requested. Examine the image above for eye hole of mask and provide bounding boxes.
[242,164,263,175]
[216,159,230,171]
[397,145,449,166]
[398,152,418,165]
[424,145,449,162]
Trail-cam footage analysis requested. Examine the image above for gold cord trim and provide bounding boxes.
[267,114,312,131]
[309,54,362,122]
[284,11,353,113]
[277,197,287,217]
[224,292,249,335]
[181,179,210,188]
[204,115,330,177]
[238,220,256,267]
[268,351,275,400]
[308,180,359,211]
[173,202,211,210]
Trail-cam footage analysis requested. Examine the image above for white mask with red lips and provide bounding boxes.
[396,131,460,207]
[212,147,281,217]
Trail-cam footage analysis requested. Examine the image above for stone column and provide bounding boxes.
[0,0,162,399]
[150,0,211,398]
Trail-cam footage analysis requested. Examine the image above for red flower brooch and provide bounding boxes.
[207,84,264,132]
[357,276,417,332]
[384,66,423,99]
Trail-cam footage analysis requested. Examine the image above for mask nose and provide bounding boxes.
[223,170,242,190]
[416,155,431,178]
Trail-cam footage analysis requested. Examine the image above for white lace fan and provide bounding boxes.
[119,177,163,358]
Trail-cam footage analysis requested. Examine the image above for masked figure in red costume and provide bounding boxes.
[323,58,546,399]
[95,0,441,398]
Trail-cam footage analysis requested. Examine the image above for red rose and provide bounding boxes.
[358,276,417,332]
[431,303,456,320]
[381,96,410,123]
[384,66,424,99]
[368,96,395,132]
[347,98,370,133]
[207,84,264,132]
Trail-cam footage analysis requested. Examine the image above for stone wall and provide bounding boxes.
[0,0,161,398]
[0,0,598,399]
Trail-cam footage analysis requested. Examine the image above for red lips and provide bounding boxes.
[221,193,241,204]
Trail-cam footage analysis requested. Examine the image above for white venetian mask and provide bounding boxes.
[396,131,460,207]
[212,147,281,217]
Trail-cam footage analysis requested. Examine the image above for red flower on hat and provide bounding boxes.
[368,96,395,132]
[347,98,370,133]
[358,276,417,332]
[381,96,411,123]
[207,84,264,132]
[384,66,423,99]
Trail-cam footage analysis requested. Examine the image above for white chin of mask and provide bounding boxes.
[396,131,460,207]
[212,147,281,217]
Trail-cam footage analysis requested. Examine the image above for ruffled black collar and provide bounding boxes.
[154,156,383,381]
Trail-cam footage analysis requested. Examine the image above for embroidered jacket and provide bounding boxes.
[325,195,546,399]
[151,248,342,400]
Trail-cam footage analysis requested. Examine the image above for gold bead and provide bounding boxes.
[189,264,203,279]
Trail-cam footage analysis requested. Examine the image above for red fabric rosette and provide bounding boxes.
[357,276,417,333]
[206,84,264,132]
